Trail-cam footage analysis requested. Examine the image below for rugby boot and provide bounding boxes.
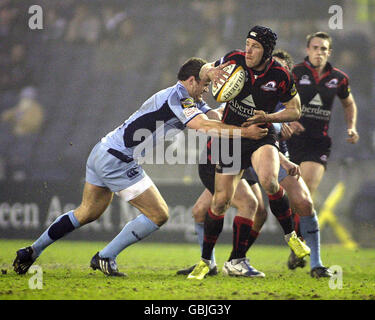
[187,260,210,280]
[90,252,126,277]
[13,246,36,275]
[287,249,307,270]
[222,258,265,278]
[310,266,333,278]
[286,231,311,258]
[177,264,218,276]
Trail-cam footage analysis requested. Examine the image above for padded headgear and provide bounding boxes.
[247,26,277,65]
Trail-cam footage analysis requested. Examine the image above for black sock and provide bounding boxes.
[228,216,253,261]
[268,186,293,235]
[246,229,259,252]
[202,208,224,261]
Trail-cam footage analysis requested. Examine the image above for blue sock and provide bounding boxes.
[32,210,80,259]
[99,214,159,260]
[195,222,216,268]
[299,213,323,269]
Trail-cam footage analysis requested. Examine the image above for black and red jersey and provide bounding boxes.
[292,57,351,139]
[214,50,297,127]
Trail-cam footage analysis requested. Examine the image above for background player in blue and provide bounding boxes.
[286,32,359,274]
[188,26,310,280]
[13,57,267,276]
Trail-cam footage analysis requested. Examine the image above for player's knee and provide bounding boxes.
[212,196,231,215]
[192,202,207,223]
[260,177,279,195]
[294,196,314,217]
[154,207,169,226]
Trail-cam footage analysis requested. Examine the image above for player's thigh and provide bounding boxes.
[129,184,169,226]
[300,161,325,195]
[251,144,280,193]
[231,180,258,218]
[193,189,213,223]
[75,182,114,224]
[280,175,313,216]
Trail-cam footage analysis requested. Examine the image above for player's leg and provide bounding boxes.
[177,189,218,275]
[228,180,258,261]
[222,180,265,278]
[188,172,241,279]
[97,182,168,260]
[251,145,310,258]
[13,182,113,274]
[299,161,325,196]
[281,175,332,277]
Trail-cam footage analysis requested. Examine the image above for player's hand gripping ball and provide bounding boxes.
[211,64,245,102]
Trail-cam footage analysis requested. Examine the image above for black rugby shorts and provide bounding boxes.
[287,135,332,169]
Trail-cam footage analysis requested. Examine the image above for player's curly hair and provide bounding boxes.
[178,57,207,81]
[272,49,294,70]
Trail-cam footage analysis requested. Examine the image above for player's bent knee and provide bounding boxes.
[260,177,279,195]
[294,197,314,216]
[192,203,206,222]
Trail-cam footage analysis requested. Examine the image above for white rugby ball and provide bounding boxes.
[211,64,245,102]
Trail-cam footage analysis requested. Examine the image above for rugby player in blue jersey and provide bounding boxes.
[13,57,268,276]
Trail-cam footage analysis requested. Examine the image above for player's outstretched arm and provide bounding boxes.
[186,113,268,140]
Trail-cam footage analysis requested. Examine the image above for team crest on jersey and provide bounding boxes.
[261,81,277,92]
[299,75,311,85]
[180,97,195,108]
[325,78,338,88]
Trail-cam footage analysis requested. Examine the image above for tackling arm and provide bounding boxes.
[186,113,268,140]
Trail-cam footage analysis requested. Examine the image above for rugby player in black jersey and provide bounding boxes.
[187,26,311,280]
[286,32,359,272]
[178,50,331,278]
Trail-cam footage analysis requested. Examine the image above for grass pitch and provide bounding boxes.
[0,239,374,300]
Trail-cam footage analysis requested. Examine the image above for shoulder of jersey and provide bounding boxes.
[270,60,291,80]
[332,67,350,80]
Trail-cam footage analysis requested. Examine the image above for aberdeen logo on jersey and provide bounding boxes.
[299,75,311,85]
[261,81,277,92]
[325,78,338,88]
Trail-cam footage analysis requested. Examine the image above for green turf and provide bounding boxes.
[0,239,374,300]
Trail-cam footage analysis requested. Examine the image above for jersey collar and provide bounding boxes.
[247,58,275,85]
[303,57,333,84]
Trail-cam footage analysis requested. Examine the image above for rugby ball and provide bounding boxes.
[211,64,245,102]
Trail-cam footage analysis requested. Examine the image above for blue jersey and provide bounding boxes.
[272,102,289,156]
[101,82,211,159]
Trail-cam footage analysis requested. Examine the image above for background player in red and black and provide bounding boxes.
[285,32,359,277]
[287,32,359,196]
[188,26,310,280]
